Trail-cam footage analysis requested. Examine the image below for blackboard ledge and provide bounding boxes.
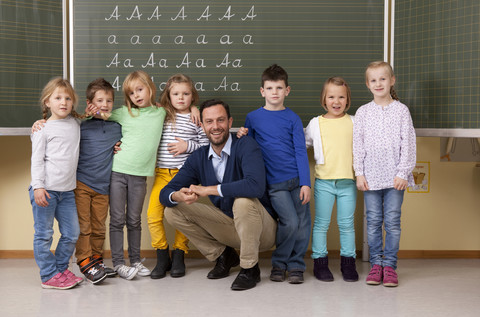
[0,128,31,136]
[416,129,480,138]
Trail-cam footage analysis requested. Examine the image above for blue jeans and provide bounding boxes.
[29,187,80,283]
[364,188,404,269]
[268,177,311,272]
[311,179,357,259]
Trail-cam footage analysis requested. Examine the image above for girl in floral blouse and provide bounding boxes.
[353,61,416,287]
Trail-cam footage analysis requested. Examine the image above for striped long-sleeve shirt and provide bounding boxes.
[156,113,209,169]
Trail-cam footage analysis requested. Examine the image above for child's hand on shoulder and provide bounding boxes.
[190,106,201,126]
[236,127,248,138]
[34,188,50,207]
[393,176,408,191]
[299,185,311,205]
[168,138,188,156]
[356,175,369,191]
[31,119,47,133]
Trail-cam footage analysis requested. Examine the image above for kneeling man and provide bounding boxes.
[160,99,277,291]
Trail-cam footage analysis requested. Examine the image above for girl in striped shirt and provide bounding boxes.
[147,74,208,279]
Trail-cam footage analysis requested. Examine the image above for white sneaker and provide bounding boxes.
[114,264,138,280]
[133,261,151,277]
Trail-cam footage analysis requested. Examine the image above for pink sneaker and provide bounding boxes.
[366,264,383,285]
[383,266,398,287]
[62,269,84,285]
[41,272,77,290]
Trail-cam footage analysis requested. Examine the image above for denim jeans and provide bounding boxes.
[109,172,147,267]
[268,177,311,272]
[311,179,357,259]
[29,187,80,283]
[364,188,404,269]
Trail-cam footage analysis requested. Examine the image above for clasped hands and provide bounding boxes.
[172,185,217,204]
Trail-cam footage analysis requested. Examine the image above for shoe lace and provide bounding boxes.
[134,258,147,270]
[117,265,130,275]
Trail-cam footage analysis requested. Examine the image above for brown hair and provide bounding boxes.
[365,61,399,100]
[261,64,289,87]
[320,77,352,112]
[159,73,199,125]
[86,78,114,102]
[122,70,157,117]
[39,77,81,120]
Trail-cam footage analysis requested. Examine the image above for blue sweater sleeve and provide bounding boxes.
[292,115,311,187]
[159,150,202,207]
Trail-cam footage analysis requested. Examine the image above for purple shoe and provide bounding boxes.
[41,272,77,290]
[366,264,383,285]
[383,266,398,287]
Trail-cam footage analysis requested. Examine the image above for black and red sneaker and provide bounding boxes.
[91,255,117,277]
[79,257,107,284]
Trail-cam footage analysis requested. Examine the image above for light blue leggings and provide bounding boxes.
[311,178,357,259]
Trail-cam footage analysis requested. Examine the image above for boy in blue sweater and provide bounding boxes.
[75,78,122,283]
[241,64,311,284]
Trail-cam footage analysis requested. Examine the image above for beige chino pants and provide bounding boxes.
[165,198,277,269]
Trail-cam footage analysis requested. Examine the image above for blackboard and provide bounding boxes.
[394,0,480,134]
[72,0,385,127]
[0,0,63,130]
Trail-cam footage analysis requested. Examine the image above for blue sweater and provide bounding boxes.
[76,118,122,195]
[160,134,275,219]
[245,107,310,187]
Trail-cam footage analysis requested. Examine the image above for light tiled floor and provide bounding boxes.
[0,257,479,317]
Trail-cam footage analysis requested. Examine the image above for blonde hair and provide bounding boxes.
[39,77,81,120]
[122,70,157,116]
[159,74,199,124]
[320,77,352,112]
[365,61,399,100]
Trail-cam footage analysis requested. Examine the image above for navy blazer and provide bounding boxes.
[160,134,275,219]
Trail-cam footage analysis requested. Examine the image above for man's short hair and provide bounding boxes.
[199,99,231,121]
[261,64,289,87]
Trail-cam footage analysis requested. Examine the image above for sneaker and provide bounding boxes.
[79,258,107,284]
[41,272,77,290]
[366,264,383,285]
[92,255,117,277]
[115,264,138,280]
[269,267,286,282]
[383,266,399,287]
[133,261,152,277]
[62,269,84,285]
[287,270,304,284]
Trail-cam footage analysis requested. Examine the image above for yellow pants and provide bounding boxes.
[147,168,189,252]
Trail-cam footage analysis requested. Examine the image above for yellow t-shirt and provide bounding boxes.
[314,114,354,180]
